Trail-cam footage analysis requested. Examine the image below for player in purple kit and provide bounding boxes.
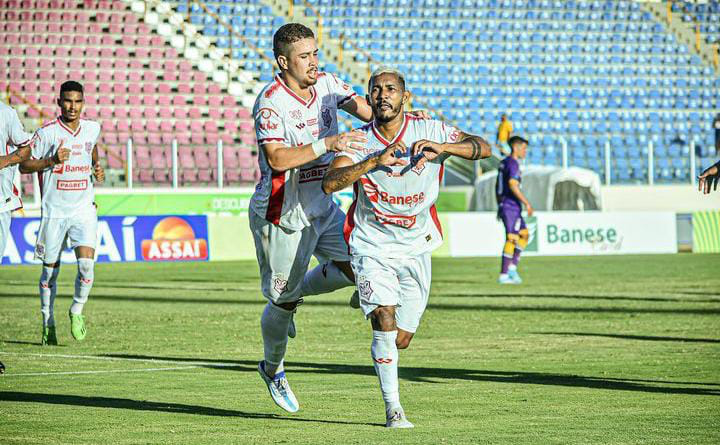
[496,135,533,284]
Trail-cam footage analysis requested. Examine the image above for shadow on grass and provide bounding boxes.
[442,293,720,304]
[102,354,720,396]
[536,331,720,344]
[1,340,67,347]
[0,391,382,427]
[2,291,719,316]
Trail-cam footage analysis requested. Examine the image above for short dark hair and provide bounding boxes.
[60,80,83,96]
[273,23,314,59]
[368,67,406,92]
[508,135,528,149]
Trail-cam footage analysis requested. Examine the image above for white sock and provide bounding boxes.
[39,265,60,327]
[261,302,293,376]
[508,264,517,272]
[70,258,94,315]
[371,330,400,412]
[300,262,353,297]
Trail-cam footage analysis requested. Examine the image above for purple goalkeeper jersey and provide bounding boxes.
[496,156,522,209]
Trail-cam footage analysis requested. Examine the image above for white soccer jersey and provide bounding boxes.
[340,114,461,258]
[0,102,32,213]
[250,72,357,231]
[30,117,100,219]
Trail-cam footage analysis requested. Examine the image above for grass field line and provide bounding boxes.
[2,366,200,377]
[0,351,239,368]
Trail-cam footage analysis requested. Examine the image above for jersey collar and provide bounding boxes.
[371,113,409,147]
[275,74,317,108]
[57,117,82,137]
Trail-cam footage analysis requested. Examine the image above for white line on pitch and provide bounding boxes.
[0,351,239,368]
[3,366,199,377]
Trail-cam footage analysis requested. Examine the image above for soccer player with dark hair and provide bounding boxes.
[323,67,490,427]
[19,80,104,345]
[496,135,532,284]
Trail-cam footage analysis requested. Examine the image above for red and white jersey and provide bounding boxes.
[0,102,32,213]
[340,114,461,258]
[30,117,100,219]
[250,72,357,231]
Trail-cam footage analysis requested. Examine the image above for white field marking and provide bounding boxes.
[3,366,199,377]
[0,351,239,368]
[3,280,252,292]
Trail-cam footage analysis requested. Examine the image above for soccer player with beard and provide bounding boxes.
[251,23,429,413]
[20,81,104,345]
[322,68,491,427]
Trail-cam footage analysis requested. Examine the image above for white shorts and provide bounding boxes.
[35,209,98,263]
[0,210,9,259]
[352,253,432,333]
[250,204,351,304]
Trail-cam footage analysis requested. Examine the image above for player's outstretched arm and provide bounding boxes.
[264,130,367,172]
[341,96,374,122]
[698,160,719,194]
[322,142,408,194]
[19,145,70,174]
[0,145,31,170]
[508,178,534,216]
[413,132,491,169]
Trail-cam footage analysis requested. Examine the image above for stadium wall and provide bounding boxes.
[3,211,686,265]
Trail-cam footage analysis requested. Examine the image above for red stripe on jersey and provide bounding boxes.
[11,183,23,211]
[275,74,317,108]
[40,119,57,129]
[264,82,282,98]
[56,118,81,137]
[343,182,359,252]
[429,204,442,238]
[265,171,286,225]
[439,164,444,183]
[371,113,409,147]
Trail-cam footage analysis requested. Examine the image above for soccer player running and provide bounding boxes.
[496,135,533,284]
[323,68,491,427]
[19,81,104,345]
[0,102,34,258]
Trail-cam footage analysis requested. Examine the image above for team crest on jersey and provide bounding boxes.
[272,274,288,295]
[321,107,332,129]
[290,109,302,120]
[35,243,45,258]
[411,162,426,175]
[358,277,373,299]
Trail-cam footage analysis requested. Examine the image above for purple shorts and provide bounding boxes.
[498,204,526,235]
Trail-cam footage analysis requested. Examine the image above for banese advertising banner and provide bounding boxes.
[446,211,677,257]
[2,215,209,265]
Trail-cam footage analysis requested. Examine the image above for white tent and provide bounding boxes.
[473,165,603,211]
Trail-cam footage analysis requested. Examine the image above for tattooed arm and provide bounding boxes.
[322,141,409,194]
[413,131,492,165]
[0,146,31,170]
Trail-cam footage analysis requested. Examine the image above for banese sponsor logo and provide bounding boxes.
[546,223,621,251]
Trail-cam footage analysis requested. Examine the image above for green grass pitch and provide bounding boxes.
[1,254,719,444]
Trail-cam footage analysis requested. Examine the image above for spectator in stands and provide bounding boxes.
[495,114,513,157]
[714,113,720,153]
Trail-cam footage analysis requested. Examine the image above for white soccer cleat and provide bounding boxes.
[386,407,414,428]
[257,361,300,413]
[498,274,517,284]
[508,269,523,284]
[349,290,360,309]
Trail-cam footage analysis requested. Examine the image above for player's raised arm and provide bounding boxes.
[698,160,719,194]
[263,130,368,172]
[340,95,374,122]
[322,141,408,194]
[413,131,491,169]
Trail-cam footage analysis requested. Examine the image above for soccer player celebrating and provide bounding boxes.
[251,24,429,413]
[19,81,104,345]
[322,67,490,427]
[0,102,33,258]
[496,135,533,284]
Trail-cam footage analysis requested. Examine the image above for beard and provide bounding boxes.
[373,102,402,123]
